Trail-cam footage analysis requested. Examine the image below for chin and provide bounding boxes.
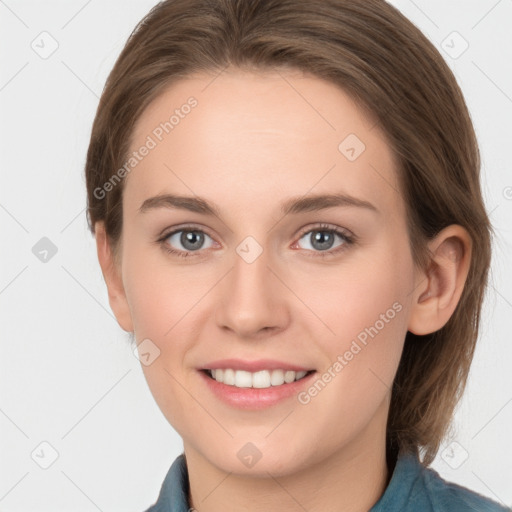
[197,439,311,477]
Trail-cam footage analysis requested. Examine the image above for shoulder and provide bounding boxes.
[373,449,510,512]
[420,463,510,512]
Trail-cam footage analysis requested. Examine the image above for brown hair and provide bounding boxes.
[85,0,492,465]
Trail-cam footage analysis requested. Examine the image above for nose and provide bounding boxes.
[214,243,290,339]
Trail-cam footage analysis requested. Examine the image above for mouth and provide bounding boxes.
[201,368,315,389]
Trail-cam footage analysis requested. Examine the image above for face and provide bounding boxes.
[115,67,419,476]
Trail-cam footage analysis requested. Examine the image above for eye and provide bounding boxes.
[157,223,355,259]
[159,226,216,257]
[293,223,354,256]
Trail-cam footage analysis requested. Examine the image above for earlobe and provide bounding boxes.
[95,222,134,332]
[408,225,472,336]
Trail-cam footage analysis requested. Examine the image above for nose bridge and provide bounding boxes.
[234,236,271,290]
[215,234,288,336]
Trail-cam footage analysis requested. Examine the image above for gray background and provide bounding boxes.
[0,0,511,510]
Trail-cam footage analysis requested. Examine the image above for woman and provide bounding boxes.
[84,0,509,510]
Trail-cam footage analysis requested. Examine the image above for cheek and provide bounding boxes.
[293,302,407,453]
[303,243,412,347]
[124,250,203,434]
[121,242,205,337]
[301,243,413,406]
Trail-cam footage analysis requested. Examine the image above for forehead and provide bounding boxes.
[125,68,402,218]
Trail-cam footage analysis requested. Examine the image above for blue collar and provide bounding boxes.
[145,453,190,511]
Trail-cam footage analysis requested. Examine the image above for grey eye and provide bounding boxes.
[298,230,345,252]
[166,230,214,252]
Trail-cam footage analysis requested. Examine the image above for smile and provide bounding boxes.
[205,368,313,388]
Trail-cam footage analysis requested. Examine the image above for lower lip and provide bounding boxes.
[199,370,316,410]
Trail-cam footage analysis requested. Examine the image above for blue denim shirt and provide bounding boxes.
[144,450,510,511]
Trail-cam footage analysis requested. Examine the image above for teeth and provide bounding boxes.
[235,370,253,388]
[253,370,271,388]
[208,369,309,388]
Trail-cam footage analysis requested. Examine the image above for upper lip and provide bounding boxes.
[201,359,314,372]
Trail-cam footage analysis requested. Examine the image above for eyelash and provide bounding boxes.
[156,223,356,259]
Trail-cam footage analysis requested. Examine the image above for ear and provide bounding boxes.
[95,222,134,332]
[408,225,472,336]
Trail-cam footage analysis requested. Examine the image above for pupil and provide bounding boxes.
[182,231,204,250]
[312,231,333,250]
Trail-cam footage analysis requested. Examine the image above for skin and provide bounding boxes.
[95,67,471,512]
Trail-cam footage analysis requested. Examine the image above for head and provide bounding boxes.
[85,0,492,470]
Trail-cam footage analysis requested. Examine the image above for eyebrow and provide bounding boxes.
[138,192,379,216]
